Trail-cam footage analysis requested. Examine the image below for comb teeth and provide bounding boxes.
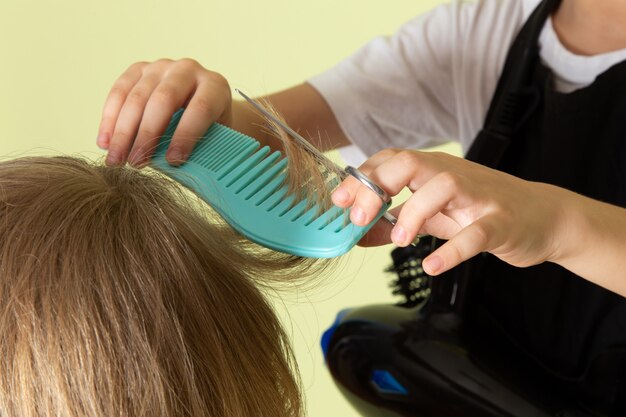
[242,153,283,198]
[188,126,260,174]
[308,205,344,230]
[151,109,389,257]
[220,145,270,187]
[251,159,289,205]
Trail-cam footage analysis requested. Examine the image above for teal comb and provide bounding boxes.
[150,109,390,258]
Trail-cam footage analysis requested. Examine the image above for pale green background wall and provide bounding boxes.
[0,1,458,416]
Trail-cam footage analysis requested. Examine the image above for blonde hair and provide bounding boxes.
[0,156,329,417]
[256,100,344,214]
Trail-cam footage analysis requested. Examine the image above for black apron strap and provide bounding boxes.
[426,0,559,317]
[464,0,560,167]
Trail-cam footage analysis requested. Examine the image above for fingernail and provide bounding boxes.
[332,188,350,205]
[391,225,407,246]
[423,255,443,275]
[351,206,366,225]
[97,132,110,150]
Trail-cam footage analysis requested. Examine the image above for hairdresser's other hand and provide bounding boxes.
[97,59,232,167]
[331,149,565,276]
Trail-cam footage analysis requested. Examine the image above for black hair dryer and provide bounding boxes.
[320,239,594,417]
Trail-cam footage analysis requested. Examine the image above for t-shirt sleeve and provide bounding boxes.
[308,0,526,161]
[309,3,459,158]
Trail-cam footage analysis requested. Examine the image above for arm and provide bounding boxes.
[97,59,349,167]
[231,82,351,152]
[554,191,626,297]
[331,149,626,297]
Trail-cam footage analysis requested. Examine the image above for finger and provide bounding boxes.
[422,217,498,275]
[331,176,363,208]
[167,77,232,165]
[357,203,463,247]
[420,212,462,240]
[97,63,144,149]
[332,148,400,208]
[106,74,161,165]
[391,171,468,246]
[127,72,196,166]
[357,148,402,175]
[365,150,439,195]
[340,150,441,223]
[349,182,385,226]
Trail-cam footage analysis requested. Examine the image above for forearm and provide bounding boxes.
[551,186,626,297]
[231,82,351,152]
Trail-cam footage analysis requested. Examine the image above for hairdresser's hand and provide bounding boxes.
[97,59,232,167]
[331,149,565,276]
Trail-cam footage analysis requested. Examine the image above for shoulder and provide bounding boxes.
[416,0,539,149]
[390,0,532,101]
[397,0,531,34]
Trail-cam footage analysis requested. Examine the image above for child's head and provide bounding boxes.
[0,156,317,417]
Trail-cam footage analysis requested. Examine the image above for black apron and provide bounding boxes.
[464,0,626,413]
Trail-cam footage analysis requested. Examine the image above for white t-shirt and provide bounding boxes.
[309,0,626,165]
